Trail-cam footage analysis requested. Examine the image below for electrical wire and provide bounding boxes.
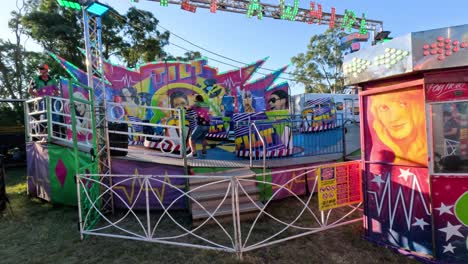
[108,7,324,85]
[127,6,307,78]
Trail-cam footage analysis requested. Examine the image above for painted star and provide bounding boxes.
[443,243,456,254]
[398,168,413,181]
[412,218,429,231]
[435,203,454,216]
[439,222,464,242]
[371,174,385,188]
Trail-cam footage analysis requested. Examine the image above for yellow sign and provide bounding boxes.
[318,161,362,211]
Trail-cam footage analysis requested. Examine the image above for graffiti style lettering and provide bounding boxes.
[210,124,224,133]
[280,0,299,21]
[190,60,206,76]
[235,128,274,150]
[308,2,322,24]
[168,65,177,82]
[152,67,168,85]
[179,64,192,80]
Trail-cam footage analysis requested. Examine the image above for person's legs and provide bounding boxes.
[190,126,203,156]
[189,137,197,155]
[200,126,209,155]
[202,139,207,153]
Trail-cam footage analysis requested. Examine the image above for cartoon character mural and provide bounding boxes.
[59,78,94,144]
[50,53,291,151]
[363,87,432,257]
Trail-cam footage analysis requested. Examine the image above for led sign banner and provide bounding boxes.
[143,0,380,31]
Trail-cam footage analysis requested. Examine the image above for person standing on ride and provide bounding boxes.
[188,95,211,157]
[28,63,60,138]
[28,63,58,98]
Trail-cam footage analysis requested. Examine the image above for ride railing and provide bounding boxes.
[236,114,344,162]
[106,102,188,159]
[76,163,362,259]
[24,94,97,152]
[25,97,49,142]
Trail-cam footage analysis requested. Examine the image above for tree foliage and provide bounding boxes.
[20,0,200,68]
[291,29,350,94]
[0,0,202,108]
[0,1,48,101]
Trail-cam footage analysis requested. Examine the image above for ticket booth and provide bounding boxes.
[344,24,468,263]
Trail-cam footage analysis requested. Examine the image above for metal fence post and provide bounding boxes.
[231,177,243,260]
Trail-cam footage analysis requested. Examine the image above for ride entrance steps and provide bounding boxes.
[188,168,263,226]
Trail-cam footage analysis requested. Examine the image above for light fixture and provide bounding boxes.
[86,1,110,16]
[56,0,82,10]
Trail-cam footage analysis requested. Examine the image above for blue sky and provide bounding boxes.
[1,0,468,94]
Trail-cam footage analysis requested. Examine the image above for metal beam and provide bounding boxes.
[145,0,383,31]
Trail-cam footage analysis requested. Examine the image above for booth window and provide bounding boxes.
[431,102,468,173]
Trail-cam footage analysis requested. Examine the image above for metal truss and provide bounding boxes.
[146,0,383,32]
[82,10,114,211]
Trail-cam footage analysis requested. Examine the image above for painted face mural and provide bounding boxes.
[51,54,292,145]
[368,88,427,166]
[268,90,288,111]
[363,87,432,258]
[170,91,189,109]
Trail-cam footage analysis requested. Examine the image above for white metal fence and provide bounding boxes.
[76,165,362,258]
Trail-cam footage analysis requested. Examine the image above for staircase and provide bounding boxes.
[189,168,263,226]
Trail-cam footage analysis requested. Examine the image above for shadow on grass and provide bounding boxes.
[0,167,419,264]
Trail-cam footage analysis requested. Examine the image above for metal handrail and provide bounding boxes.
[249,122,266,185]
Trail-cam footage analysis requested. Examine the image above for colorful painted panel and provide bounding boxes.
[364,166,432,255]
[363,87,432,256]
[48,144,95,206]
[431,176,468,263]
[51,54,290,124]
[268,165,316,200]
[234,112,293,158]
[59,78,94,143]
[111,159,187,209]
[364,87,428,166]
[26,142,51,202]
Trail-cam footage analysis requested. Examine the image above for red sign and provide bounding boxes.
[425,82,468,102]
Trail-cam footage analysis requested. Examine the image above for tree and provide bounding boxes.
[166,51,203,62]
[0,1,48,102]
[291,28,350,94]
[20,0,201,68]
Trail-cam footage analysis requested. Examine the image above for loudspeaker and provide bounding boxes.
[108,122,128,156]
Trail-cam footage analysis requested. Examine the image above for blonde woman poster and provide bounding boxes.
[364,87,432,256]
[367,87,427,168]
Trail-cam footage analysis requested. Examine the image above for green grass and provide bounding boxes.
[0,167,419,264]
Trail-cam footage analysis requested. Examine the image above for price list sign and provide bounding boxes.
[318,161,362,211]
